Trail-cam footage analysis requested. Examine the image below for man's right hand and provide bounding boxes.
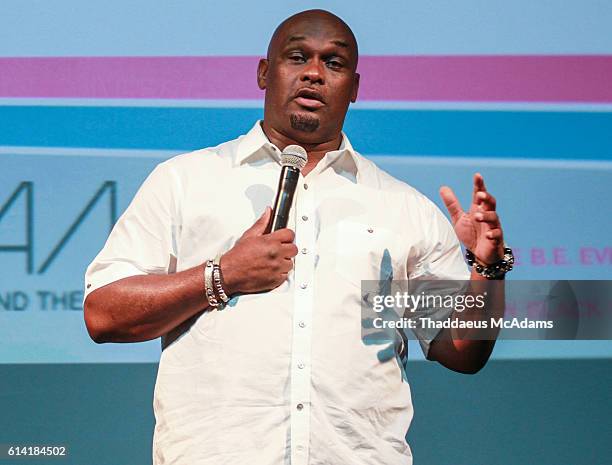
[219,207,298,295]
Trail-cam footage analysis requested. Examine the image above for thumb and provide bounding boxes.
[439,186,463,225]
[242,206,272,238]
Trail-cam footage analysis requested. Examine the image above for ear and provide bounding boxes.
[257,59,269,90]
[350,72,360,103]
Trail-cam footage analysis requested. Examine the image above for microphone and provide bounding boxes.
[268,145,308,232]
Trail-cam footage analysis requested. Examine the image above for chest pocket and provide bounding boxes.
[332,220,404,289]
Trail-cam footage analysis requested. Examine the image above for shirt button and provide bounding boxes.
[300,283,308,289]
[297,362,305,369]
[296,445,304,452]
[301,247,308,254]
[301,215,308,221]
[298,321,306,328]
[296,403,304,411]
[303,183,309,190]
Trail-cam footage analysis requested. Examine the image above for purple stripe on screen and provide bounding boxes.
[1,56,611,102]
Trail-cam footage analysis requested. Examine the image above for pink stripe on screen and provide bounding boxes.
[1,55,611,102]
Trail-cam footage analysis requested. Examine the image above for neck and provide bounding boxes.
[261,120,342,177]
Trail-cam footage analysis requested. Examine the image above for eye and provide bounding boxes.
[288,53,306,63]
[326,59,343,69]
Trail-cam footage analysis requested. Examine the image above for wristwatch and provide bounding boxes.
[465,246,514,280]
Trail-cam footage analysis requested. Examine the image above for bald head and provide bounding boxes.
[258,9,360,145]
[267,9,358,70]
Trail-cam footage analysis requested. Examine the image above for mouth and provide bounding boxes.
[294,88,325,110]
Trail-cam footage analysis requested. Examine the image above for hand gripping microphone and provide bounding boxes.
[268,145,308,232]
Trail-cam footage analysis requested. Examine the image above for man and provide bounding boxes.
[84,9,509,465]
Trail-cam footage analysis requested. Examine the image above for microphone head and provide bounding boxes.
[281,145,308,171]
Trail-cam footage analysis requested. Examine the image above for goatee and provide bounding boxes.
[290,113,319,133]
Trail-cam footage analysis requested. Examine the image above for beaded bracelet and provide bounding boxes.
[465,246,514,280]
[204,259,219,308]
[213,253,230,305]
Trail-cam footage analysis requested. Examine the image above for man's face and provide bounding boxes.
[258,15,360,144]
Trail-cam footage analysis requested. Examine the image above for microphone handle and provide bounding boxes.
[269,166,300,232]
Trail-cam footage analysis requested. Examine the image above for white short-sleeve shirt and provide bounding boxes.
[85,121,469,465]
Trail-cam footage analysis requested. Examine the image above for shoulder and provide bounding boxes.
[128,132,246,205]
[159,133,243,173]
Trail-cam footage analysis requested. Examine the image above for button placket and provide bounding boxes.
[290,177,315,465]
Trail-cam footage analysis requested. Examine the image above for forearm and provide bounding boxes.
[427,270,505,373]
[84,213,298,344]
[84,264,210,343]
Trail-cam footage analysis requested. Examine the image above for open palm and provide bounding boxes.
[439,173,505,265]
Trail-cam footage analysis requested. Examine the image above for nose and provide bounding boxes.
[300,57,324,85]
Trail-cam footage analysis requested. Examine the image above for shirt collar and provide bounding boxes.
[235,121,281,166]
[236,120,363,181]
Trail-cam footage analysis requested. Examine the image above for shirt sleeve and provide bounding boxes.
[83,161,180,301]
[407,197,470,357]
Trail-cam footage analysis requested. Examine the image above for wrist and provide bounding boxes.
[466,246,514,280]
[218,253,240,296]
[471,244,506,266]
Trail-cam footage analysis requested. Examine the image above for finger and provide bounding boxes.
[475,191,497,211]
[242,207,272,238]
[485,228,503,242]
[270,228,296,243]
[472,173,486,204]
[474,211,500,226]
[476,173,487,190]
[281,243,299,258]
[439,186,464,224]
[279,258,294,273]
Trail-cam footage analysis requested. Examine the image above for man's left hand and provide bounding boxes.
[439,173,504,265]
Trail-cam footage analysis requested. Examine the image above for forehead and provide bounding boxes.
[273,16,356,52]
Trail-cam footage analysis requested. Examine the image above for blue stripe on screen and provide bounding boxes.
[1,106,611,160]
